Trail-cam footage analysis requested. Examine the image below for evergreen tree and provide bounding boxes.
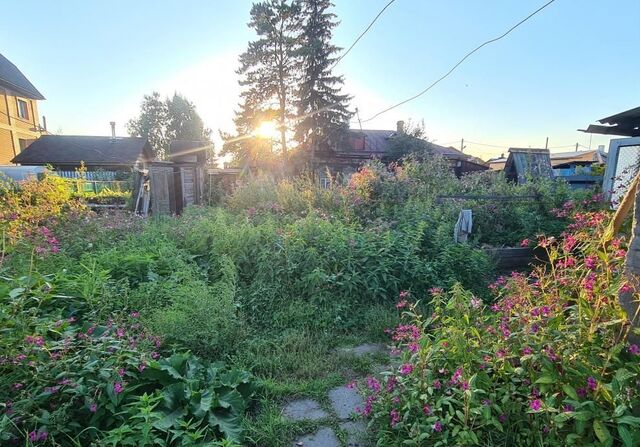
[295,0,352,164]
[232,0,302,170]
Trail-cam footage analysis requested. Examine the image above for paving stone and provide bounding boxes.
[283,399,328,421]
[340,420,368,447]
[292,427,340,447]
[337,343,386,358]
[329,385,364,420]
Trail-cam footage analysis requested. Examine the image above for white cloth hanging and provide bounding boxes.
[454,209,473,243]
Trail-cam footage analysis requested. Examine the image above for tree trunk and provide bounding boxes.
[620,181,640,344]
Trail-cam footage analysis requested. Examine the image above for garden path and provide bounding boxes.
[283,343,388,447]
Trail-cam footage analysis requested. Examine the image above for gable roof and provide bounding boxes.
[346,129,468,157]
[0,53,45,100]
[12,135,153,166]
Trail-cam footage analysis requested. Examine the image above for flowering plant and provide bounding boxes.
[0,271,254,445]
[363,212,640,446]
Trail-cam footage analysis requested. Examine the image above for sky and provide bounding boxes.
[2,0,639,161]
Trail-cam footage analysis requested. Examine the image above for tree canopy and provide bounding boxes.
[127,92,211,159]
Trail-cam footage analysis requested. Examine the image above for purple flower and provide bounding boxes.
[587,376,597,392]
[522,346,533,356]
[113,382,124,394]
[29,431,38,442]
[530,399,542,411]
[577,387,587,398]
[433,421,443,432]
[423,404,431,415]
[390,409,400,427]
[366,377,381,392]
[563,404,573,413]
[89,403,98,413]
[399,363,413,376]
[629,344,640,355]
[498,414,507,423]
[432,379,442,390]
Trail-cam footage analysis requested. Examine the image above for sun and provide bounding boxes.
[255,121,278,139]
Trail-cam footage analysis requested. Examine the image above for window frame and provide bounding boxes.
[16,98,30,120]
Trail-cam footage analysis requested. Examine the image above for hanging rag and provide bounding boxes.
[454,209,473,243]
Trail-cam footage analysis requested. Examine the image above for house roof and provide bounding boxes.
[0,53,45,100]
[168,140,212,158]
[12,135,153,166]
[346,129,479,161]
[579,106,640,137]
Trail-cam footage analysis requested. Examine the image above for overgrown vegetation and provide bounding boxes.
[362,212,640,446]
[1,157,614,446]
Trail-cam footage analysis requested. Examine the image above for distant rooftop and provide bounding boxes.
[0,53,44,100]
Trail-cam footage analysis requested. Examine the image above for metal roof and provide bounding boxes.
[0,53,45,100]
[579,106,640,137]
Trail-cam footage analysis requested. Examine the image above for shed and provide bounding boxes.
[11,135,153,170]
[503,148,554,184]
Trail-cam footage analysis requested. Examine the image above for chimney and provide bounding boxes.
[42,115,47,132]
[500,153,504,159]
[396,120,405,134]
[110,121,116,139]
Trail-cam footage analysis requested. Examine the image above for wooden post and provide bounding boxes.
[620,180,640,344]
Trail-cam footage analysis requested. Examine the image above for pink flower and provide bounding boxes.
[12,383,23,390]
[396,300,408,309]
[390,409,400,427]
[151,351,160,360]
[432,379,442,390]
[399,290,410,299]
[407,342,419,353]
[138,363,147,373]
[530,399,542,411]
[520,238,530,247]
[584,256,597,270]
[366,377,381,392]
[118,367,126,377]
[620,283,634,294]
[130,311,140,318]
[522,346,533,356]
[116,327,126,338]
[399,363,413,375]
[587,376,597,391]
[423,404,431,415]
[433,421,443,432]
[89,403,98,413]
[629,344,640,355]
[113,382,124,394]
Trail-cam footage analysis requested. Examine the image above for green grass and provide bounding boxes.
[231,325,396,446]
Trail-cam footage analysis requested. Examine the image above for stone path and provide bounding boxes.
[285,343,386,447]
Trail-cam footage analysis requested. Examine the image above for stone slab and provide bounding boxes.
[292,427,340,447]
[283,399,328,422]
[340,420,368,447]
[328,385,364,420]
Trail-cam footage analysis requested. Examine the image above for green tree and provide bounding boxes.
[126,92,169,158]
[127,92,211,159]
[233,0,302,169]
[295,0,352,167]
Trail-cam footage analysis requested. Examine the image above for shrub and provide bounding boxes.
[362,211,640,446]
[149,256,246,358]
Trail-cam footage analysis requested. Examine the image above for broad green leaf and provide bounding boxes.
[618,425,634,447]
[593,419,611,444]
[562,384,578,400]
[209,411,243,442]
[535,375,556,384]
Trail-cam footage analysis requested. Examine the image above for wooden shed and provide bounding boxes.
[504,148,554,184]
[134,140,211,216]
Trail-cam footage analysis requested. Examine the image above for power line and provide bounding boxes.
[330,0,398,70]
[360,0,557,123]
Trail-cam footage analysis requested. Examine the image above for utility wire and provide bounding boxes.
[360,0,557,123]
[330,0,398,70]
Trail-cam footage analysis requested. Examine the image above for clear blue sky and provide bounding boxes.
[2,0,639,159]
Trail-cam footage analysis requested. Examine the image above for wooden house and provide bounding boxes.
[314,121,488,186]
[0,53,46,164]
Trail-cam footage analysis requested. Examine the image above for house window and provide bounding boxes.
[18,138,34,152]
[17,99,29,120]
[320,176,331,189]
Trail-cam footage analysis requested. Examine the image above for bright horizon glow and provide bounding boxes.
[255,121,278,139]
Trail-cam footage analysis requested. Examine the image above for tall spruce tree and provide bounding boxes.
[232,0,302,170]
[296,0,352,165]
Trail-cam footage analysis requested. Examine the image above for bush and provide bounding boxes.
[362,211,640,446]
[149,256,246,358]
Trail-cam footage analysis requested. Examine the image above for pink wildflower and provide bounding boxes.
[399,363,413,375]
[587,376,597,391]
[530,399,542,411]
[89,403,98,413]
[620,283,634,294]
[423,404,431,415]
[396,300,408,309]
[629,344,640,355]
[390,409,400,427]
[520,238,530,247]
[113,382,124,394]
[433,421,443,432]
